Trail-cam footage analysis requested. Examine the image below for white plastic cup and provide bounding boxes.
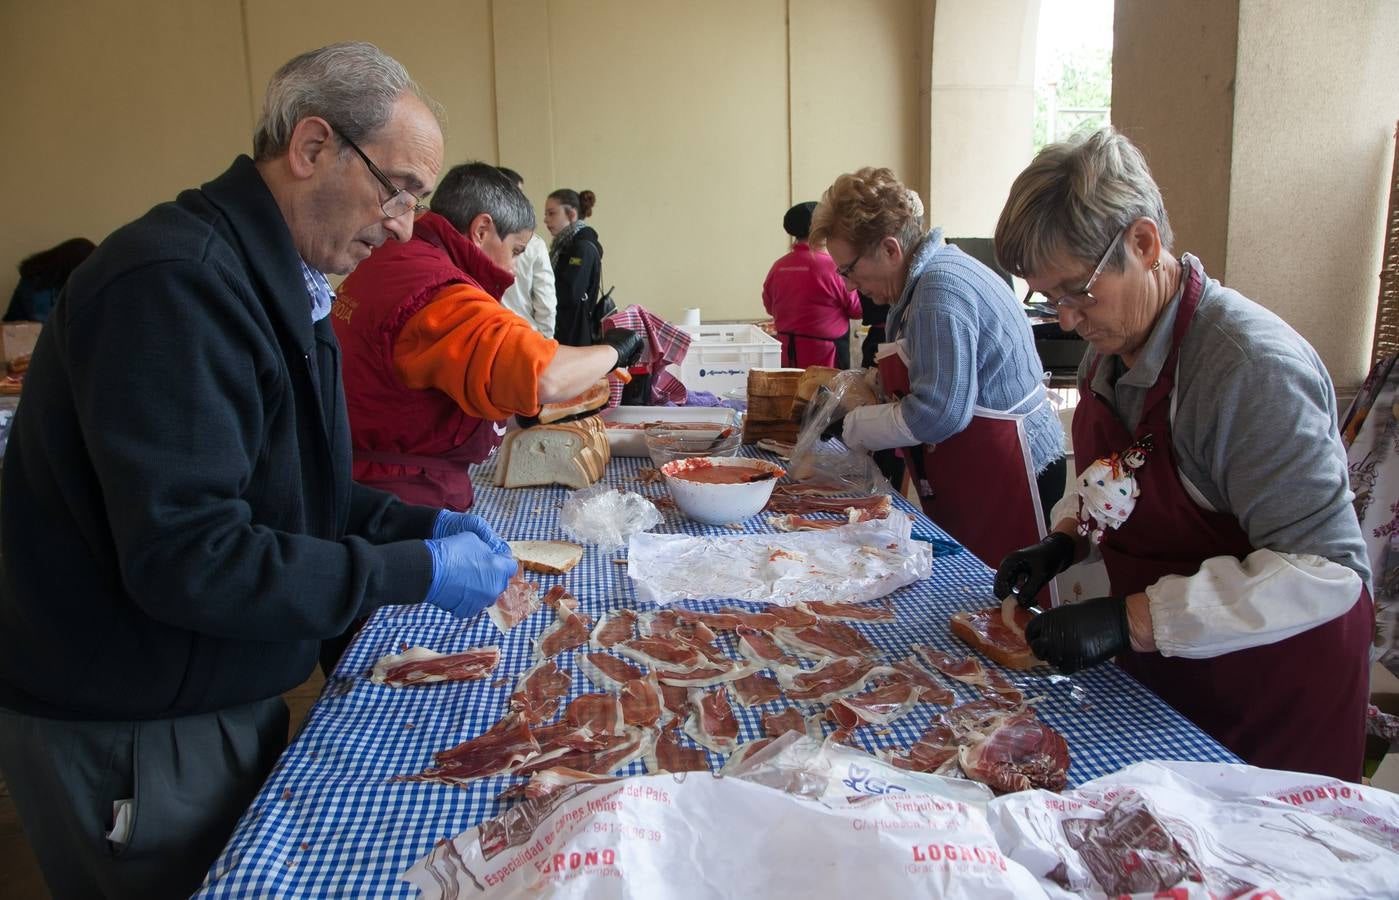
[681,307,701,328]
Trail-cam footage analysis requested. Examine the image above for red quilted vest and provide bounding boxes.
[333,213,515,510]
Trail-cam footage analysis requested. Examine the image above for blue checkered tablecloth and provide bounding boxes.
[196,450,1238,898]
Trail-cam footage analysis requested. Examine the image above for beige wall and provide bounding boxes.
[929,0,1039,238]
[1,0,924,326]
[1225,0,1397,388]
[1112,0,1238,275]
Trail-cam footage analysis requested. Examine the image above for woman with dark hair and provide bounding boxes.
[544,188,602,346]
[6,237,95,321]
[762,202,862,368]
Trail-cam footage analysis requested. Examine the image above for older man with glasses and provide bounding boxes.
[0,43,520,898]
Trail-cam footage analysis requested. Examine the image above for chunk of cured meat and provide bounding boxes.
[395,714,540,785]
[620,676,661,727]
[508,659,571,723]
[939,697,1025,738]
[541,584,578,614]
[827,682,922,729]
[370,646,501,687]
[774,657,884,703]
[488,568,541,632]
[798,598,896,623]
[882,657,955,706]
[683,687,741,753]
[736,626,800,668]
[911,645,988,686]
[589,609,637,649]
[579,651,645,692]
[645,725,710,774]
[534,601,594,661]
[958,711,1070,792]
[948,603,1041,670]
[879,723,959,774]
[728,671,782,707]
[773,622,880,660]
[658,681,689,723]
[981,669,1025,706]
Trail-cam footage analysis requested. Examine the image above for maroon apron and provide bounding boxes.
[353,418,504,511]
[1075,254,1371,780]
[878,349,1050,600]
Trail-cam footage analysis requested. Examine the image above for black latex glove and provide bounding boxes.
[599,327,644,369]
[994,532,1077,607]
[1024,596,1130,674]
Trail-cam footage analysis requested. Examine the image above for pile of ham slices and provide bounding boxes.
[377,575,1070,798]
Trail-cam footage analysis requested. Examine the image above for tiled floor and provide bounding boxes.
[2,665,1396,898]
[0,669,326,900]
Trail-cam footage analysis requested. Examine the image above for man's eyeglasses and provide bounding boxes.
[331,126,426,219]
[1029,225,1127,314]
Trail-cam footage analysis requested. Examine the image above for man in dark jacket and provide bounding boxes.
[0,43,516,899]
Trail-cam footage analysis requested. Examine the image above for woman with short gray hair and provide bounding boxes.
[810,166,1065,579]
[992,127,1371,780]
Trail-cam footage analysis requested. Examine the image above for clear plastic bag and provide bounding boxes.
[785,368,893,495]
[558,483,662,550]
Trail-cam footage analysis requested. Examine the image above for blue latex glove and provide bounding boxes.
[432,509,511,556]
[422,532,517,619]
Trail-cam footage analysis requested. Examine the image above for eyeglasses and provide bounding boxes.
[835,251,867,280]
[331,125,426,219]
[1029,225,1128,314]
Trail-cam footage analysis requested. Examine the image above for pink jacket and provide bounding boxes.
[762,242,862,367]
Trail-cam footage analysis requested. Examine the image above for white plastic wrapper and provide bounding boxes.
[403,773,1046,899]
[625,514,932,606]
[988,760,1399,899]
[558,484,663,551]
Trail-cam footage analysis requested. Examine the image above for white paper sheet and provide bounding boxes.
[626,515,932,606]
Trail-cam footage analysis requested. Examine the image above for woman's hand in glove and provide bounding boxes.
[599,327,645,369]
[432,510,511,556]
[994,532,1077,608]
[1024,596,1131,673]
[840,402,917,453]
[421,532,517,619]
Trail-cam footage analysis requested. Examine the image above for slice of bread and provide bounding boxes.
[497,416,610,489]
[949,608,1041,670]
[509,540,585,575]
[538,378,611,424]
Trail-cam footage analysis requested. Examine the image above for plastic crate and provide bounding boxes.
[668,323,782,396]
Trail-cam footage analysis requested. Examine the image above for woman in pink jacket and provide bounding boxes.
[762,202,862,368]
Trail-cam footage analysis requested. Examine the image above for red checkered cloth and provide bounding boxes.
[603,305,691,406]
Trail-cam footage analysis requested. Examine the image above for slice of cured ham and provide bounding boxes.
[728,671,782,707]
[682,687,741,753]
[957,711,1070,792]
[370,646,501,687]
[773,657,885,703]
[562,693,623,734]
[755,605,819,628]
[395,714,541,785]
[827,682,922,729]
[736,626,800,668]
[518,725,654,777]
[619,676,662,727]
[761,707,810,738]
[657,681,690,724]
[911,645,988,686]
[534,593,594,660]
[488,568,541,632]
[672,607,797,631]
[615,636,707,673]
[948,600,1041,670]
[644,725,709,773]
[508,659,572,723]
[589,609,638,649]
[655,659,758,688]
[496,767,618,804]
[763,492,893,519]
[882,657,955,706]
[579,651,645,692]
[879,723,959,774]
[798,598,896,623]
[718,737,776,773]
[773,622,880,660]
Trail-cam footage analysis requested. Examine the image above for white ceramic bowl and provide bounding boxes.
[660,457,786,526]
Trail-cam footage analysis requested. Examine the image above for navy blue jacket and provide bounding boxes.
[0,157,437,719]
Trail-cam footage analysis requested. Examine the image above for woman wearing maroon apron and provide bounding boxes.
[808,167,1066,582]
[992,129,1372,781]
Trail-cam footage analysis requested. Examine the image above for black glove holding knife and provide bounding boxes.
[994,531,1132,674]
[515,328,645,428]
